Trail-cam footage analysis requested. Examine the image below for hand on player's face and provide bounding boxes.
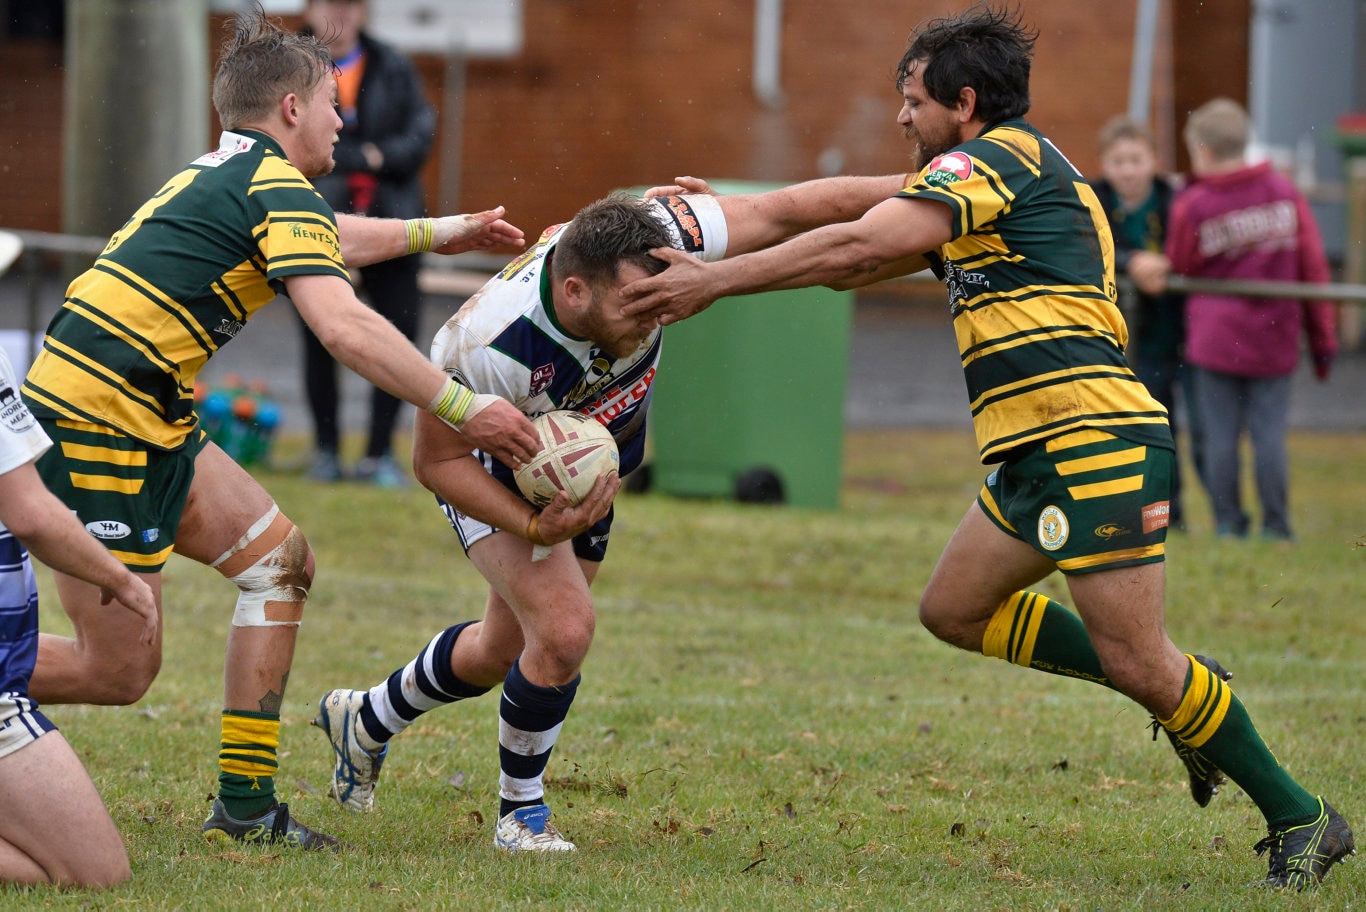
[617,247,714,327]
[584,263,661,358]
[533,471,620,544]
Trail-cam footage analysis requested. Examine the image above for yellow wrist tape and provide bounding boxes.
[428,378,476,426]
[405,217,436,254]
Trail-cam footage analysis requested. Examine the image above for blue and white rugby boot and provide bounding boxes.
[313,688,387,813]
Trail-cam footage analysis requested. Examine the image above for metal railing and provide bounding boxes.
[6,229,1366,364]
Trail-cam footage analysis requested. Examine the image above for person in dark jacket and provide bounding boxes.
[1090,115,1199,528]
[301,0,436,487]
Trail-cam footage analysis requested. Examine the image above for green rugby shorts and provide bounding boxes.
[34,418,205,572]
[977,428,1174,575]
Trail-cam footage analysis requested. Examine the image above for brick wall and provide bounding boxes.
[0,41,66,231]
[1,1,1247,244]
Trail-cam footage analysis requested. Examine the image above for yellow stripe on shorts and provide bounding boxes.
[70,472,143,494]
[59,441,148,466]
[1066,474,1144,500]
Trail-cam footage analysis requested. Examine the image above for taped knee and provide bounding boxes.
[211,505,313,627]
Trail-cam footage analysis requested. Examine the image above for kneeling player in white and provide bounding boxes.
[0,347,158,887]
[315,178,907,849]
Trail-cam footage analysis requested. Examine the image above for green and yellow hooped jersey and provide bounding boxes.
[22,130,348,450]
[898,119,1171,463]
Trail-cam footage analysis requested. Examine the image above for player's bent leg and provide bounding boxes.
[315,592,522,814]
[470,535,597,687]
[30,570,165,705]
[1066,563,1188,716]
[0,730,130,888]
[919,501,1053,651]
[175,447,335,846]
[470,535,598,851]
[1149,655,1234,807]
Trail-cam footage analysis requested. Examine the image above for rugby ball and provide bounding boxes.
[514,411,619,507]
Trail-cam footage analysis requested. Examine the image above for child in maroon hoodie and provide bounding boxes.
[1166,98,1337,540]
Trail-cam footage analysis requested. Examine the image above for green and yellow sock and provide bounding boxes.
[217,709,280,820]
[982,594,1321,829]
[1160,654,1319,828]
[982,590,1111,686]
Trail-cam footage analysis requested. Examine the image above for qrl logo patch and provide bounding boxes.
[529,364,555,396]
[1038,505,1069,551]
[925,151,974,187]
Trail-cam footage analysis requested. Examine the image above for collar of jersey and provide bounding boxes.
[232,128,286,159]
[538,246,590,342]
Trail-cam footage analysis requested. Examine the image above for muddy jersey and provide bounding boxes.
[22,130,349,450]
[429,194,729,481]
[897,119,1172,462]
[0,348,51,696]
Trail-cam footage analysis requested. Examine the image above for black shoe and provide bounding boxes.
[1150,654,1233,807]
[1255,797,1355,890]
[202,797,342,851]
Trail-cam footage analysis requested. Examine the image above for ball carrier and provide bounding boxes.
[315,179,913,850]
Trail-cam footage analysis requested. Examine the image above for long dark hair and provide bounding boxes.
[896,3,1036,124]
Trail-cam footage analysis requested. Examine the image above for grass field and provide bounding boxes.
[13,428,1366,910]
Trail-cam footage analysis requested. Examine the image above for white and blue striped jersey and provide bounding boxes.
[430,194,729,481]
[0,348,53,698]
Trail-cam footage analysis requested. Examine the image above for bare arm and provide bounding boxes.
[645,174,913,256]
[285,273,541,466]
[336,207,525,268]
[0,462,157,645]
[412,410,618,546]
[622,195,951,324]
[713,174,913,255]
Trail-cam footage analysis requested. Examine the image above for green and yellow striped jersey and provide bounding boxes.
[22,130,348,449]
[898,119,1172,463]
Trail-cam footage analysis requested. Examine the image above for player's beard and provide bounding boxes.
[301,153,337,180]
[906,123,956,173]
[583,295,652,360]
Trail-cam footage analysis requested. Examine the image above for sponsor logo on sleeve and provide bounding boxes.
[0,383,36,433]
[661,196,705,254]
[925,151,974,187]
[288,223,341,257]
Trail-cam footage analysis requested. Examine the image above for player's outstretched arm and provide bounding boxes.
[0,463,158,645]
[429,208,526,256]
[645,174,911,257]
[642,176,715,198]
[336,207,525,268]
[621,195,950,325]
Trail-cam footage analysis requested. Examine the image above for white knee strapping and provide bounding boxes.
[211,505,312,627]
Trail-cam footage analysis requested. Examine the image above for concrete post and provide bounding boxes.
[62,0,209,238]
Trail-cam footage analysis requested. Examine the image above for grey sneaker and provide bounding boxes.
[306,449,344,483]
[1255,797,1355,889]
[201,797,341,850]
[354,455,410,489]
[313,688,387,813]
[493,804,576,852]
[1150,654,1233,807]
